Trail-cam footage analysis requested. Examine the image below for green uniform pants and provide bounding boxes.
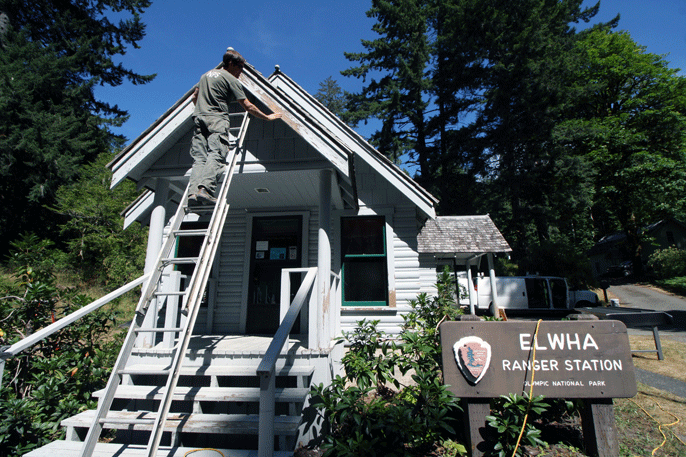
[188,115,234,196]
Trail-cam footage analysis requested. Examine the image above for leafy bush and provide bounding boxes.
[310,270,463,456]
[0,236,122,456]
[485,393,549,457]
[647,246,686,280]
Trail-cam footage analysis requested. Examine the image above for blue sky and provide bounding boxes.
[97,0,686,145]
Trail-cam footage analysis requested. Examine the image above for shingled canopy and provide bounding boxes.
[418,215,511,260]
[418,215,511,315]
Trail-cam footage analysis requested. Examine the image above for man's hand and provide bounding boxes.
[238,98,283,121]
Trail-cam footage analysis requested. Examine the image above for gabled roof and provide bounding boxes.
[267,68,438,218]
[417,215,511,257]
[107,60,438,218]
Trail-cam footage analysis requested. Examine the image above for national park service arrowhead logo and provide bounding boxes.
[454,336,492,385]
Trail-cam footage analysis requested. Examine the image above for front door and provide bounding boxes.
[246,216,302,334]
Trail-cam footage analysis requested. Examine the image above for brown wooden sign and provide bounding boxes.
[440,320,636,399]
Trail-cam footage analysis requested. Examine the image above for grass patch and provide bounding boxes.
[629,336,686,383]
[615,384,686,456]
[654,277,686,296]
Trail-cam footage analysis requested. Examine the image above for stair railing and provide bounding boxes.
[0,274,150,385]
[256,267,317,457]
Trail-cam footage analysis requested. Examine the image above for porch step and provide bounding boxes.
[25,440,293,457]
[63,410,301,435]
[119,363,315,378]
[92,385,310,403]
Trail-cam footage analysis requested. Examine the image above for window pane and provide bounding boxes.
[550,279,568,309]
[343,258,387,302]
[342,217,385,255]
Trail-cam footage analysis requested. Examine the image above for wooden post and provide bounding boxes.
[461,399,490,457]
[487,253,499,317]
[317,169,332,349]
[581,399,619,457]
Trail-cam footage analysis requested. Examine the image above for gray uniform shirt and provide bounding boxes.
[193,68,246,117]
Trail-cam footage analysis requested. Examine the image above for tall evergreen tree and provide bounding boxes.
[460,0,603,260]
[558,28,686,275]
[0,0,153,254]
[342,0,434,181]
[314,76,348,119]
[53,152,147,284]
[343,0,603,263]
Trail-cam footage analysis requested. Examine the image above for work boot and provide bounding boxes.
[196,187,217,205]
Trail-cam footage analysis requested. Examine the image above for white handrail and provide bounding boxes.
[256,267,317,457]
[0,274,150,383]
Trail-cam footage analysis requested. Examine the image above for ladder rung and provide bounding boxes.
[154,291,188,296]
[173,229,208,236]
[184,205,215,212]
[133,327,184,333]
[118,368,171,376]
[161,257,198,264]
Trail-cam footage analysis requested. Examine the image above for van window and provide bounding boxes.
[525,278,549,309]
[550,279,567,309]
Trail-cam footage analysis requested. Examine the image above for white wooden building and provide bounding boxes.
[26,60,510,457]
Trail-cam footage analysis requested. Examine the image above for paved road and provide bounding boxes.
[606,283,686,343]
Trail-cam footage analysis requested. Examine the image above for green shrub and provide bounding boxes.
[648,246,686,279]
[311,270,462,456]
[0,237,122,457]
[485,393,549,457]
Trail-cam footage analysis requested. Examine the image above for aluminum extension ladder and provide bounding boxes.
[79,112,250,457]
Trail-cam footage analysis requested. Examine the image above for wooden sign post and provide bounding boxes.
[440,318,636,457]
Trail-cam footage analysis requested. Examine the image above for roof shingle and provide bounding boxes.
[417,215,511,255]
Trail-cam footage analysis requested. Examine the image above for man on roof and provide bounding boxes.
[188,47,282,205]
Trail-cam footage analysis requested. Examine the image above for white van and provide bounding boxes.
[457,274,598,315]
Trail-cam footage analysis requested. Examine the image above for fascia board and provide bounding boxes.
[110,96,195,188]
[239,70,351,178]
[123,189,154,229]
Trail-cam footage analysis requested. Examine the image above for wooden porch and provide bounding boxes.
[26,334,334,457]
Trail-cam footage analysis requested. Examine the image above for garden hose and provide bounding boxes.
[629,396,685,455]
[511,319,543,457]
[184,449,225,457]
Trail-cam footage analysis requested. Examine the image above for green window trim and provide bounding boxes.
[341,216,388,307]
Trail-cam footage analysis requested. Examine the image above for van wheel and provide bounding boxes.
[574,300,593,309]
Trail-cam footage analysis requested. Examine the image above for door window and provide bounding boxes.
[247,216,302,334]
